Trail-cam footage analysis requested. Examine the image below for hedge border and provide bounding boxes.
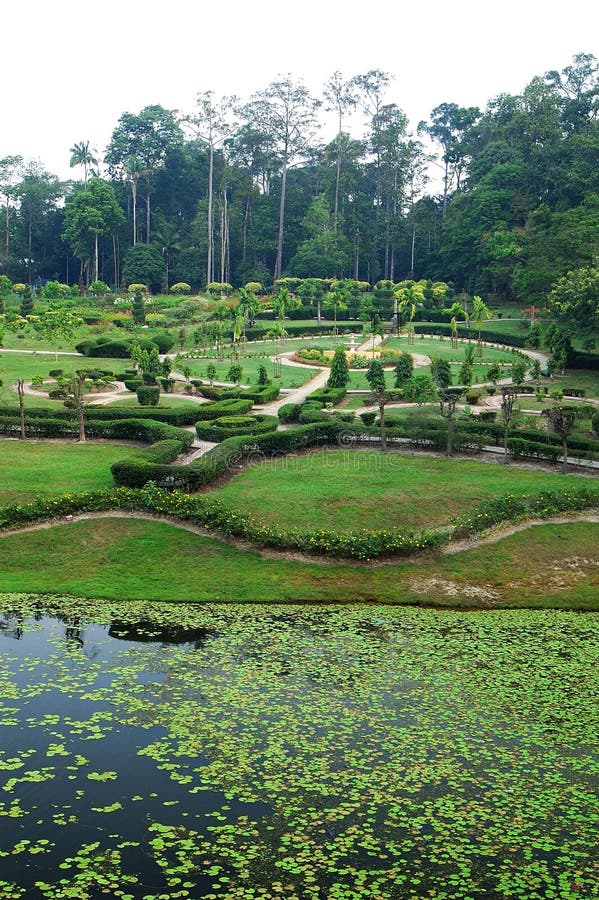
[0,482,596,562]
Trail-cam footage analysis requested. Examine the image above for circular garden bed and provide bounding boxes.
[195,414,279,442]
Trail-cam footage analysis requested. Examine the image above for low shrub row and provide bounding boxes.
[194,398,254,421]
[1,480,596,561]
[0,414,193,448]
[413,324,528,348]
[0,405,199,426]
[452,486,599,537]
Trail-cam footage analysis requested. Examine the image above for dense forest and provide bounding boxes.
[0,53,597,308]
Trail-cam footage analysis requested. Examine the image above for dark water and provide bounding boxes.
[0,599,597,900]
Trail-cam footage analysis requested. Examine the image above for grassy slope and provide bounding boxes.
[213,450,589,531]
[0,517,596,608]
[0,439,139,503]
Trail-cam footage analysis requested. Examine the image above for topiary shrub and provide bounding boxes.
[170,282,192,295]
[48,369,64,378]
[278,403,302,423]
[306,387,346,407]
[465,390,481,404]
[136,386,160,406]
[360,412,376,426]
[124,378,143,392]
[127,283,148,294]
[195,414,278,442]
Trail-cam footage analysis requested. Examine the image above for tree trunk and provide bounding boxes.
[131,181,137,246]
[274,161,288,281]
[446,413,454,457]
[94,233,99,283]
[17,380,25,439]
[207,144,214,286]
[145,174,151,243]
[379,399,386,451]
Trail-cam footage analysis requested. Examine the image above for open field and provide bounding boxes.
[0,517,596,608]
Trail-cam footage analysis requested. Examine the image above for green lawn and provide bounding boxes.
[0,439,136,503]
[0,517,596,608]
[0,351,135,408]
[212,449,589,531]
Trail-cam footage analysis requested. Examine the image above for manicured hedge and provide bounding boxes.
[306,386,347,407]
[195,414,278,442]
[0,404,199,427]
[0,414,193,448]
[241,384,280,403]
[196,385,242,401]
[413,323,528,348]
[194,398,254,421]
[136,386,160,406]
[111,421,343,491]
[278,403,302,423]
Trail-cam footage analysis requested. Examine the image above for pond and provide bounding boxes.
[0,596,597,900]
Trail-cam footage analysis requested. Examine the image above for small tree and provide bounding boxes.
[257,364,270,386]
[530,358,542,389]
[458,343,477,386]
[206,363,217,385]
[500,386,518,464]
[227,364,243,385]
[17,378,26,439]
[438,387,464,457]
[327,346,350,389]
[393,353,414,387]
[431,357,452,389]
[544,405,579,472]
[511,358,528,387]
[66,371,89,442]
[486,362,502,387]
[365,360,388,451]
[471,295,492,358]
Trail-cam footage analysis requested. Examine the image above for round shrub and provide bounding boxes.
[360,411,376,426]
[127,283,148,294]
[170,282,192,295]
[48,368,64,378]
[465,390,481,404]
[136,386,160,406]
[195,414,278,442]
[149,331,175,353]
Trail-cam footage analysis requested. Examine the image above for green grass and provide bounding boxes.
[212,449,590,531]
[0,517,596,608]
[178,355,319,389]
[102,394,204,409]
[0,351,135,408]
[0,439,135,503]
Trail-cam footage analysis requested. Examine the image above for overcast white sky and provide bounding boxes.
[3,0,597,180]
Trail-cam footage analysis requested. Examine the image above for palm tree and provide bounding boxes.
[398,292,417,344]
[69,141,98,186]
[228,304,246,360]
[445,301,467,350]
[153,220,182,291]
[471,296,493,358]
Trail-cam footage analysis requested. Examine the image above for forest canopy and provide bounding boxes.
[0,54,597,311]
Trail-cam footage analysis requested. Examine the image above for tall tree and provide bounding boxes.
[418,102,480,216]
[187,91,237,288]
[105,105,183,242]
[0,155,23,259]
[323,71,358,229]
[240,77,320,280]
[63,179,124,284]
